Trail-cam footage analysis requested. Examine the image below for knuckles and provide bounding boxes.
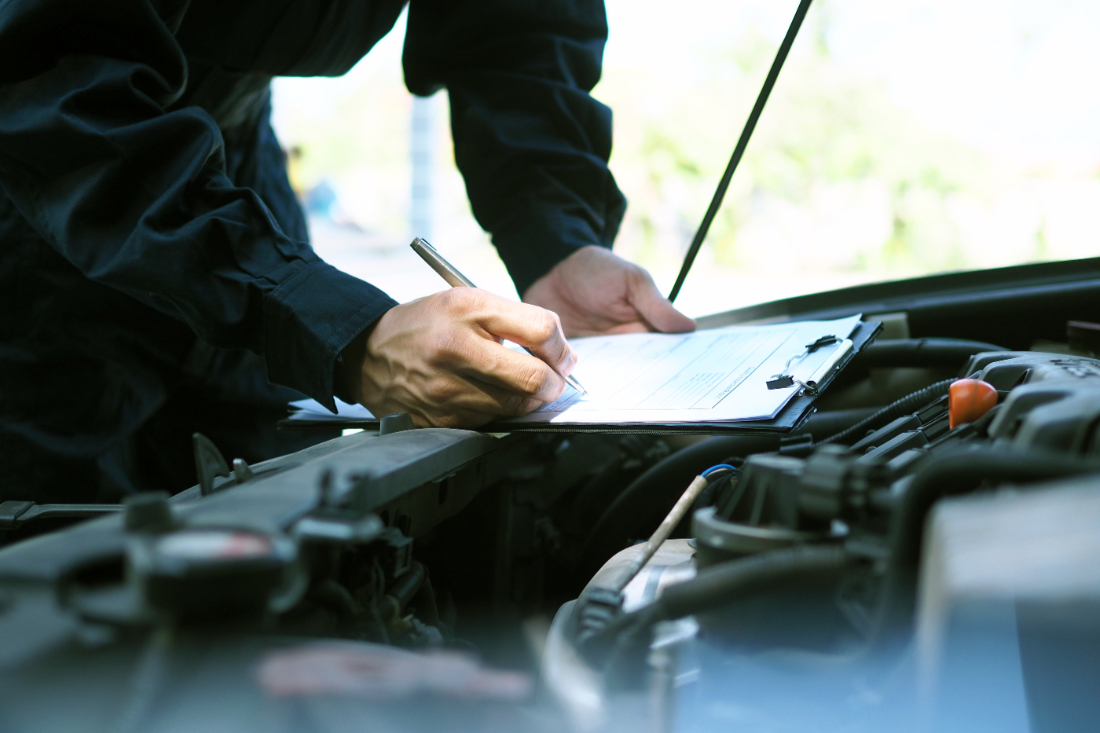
[530,311,561,346]
[435,287,485,317]
[625,261,653,289]
[517,363,553,398]
[526,309,570,364]
[387,287,570,423]
[423,377,464,406]
[426,329,467,364]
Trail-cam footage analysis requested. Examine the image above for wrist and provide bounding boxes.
[333,318,381,406]
[494,213,613,297]
[522,244,602,302]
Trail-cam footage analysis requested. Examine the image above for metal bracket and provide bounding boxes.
[192,433,229,497]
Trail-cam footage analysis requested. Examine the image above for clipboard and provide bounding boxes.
[279,319,882,436]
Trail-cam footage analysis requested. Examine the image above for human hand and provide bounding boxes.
[523,246,696,337]
[343,289,576,428]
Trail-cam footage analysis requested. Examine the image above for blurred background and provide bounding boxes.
[270,0,1100,319]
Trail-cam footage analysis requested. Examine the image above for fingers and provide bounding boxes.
[446,332,567,405]
[522,245,696,337]
[361,359,554,430]
[386,366,555,429]
[354,260,693,432]
[472,298,577,376]
[441,373,554,420]
[439,288,577,376]
[356,289,572,430]
[625,267,697,334]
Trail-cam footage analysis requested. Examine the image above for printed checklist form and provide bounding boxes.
[504,315,862,426]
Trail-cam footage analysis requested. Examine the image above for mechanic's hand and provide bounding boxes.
[345,289,576,428]
[523,246,696,337]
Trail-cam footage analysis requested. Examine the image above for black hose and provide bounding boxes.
[888,449,1100,570]
[794,408,878,439]
[820,379,954,446]
[591,449,1100,668]
[579,434,781,575]
[591,545,855,675]
[652,544,853,622]
[872,448,1100,643]
[309,580,359,618]
[855,338,1005,369]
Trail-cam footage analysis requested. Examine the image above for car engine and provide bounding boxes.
[1,273,1099,732]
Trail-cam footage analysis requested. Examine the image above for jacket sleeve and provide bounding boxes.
[403,0,627,297]
[0,0,396,410]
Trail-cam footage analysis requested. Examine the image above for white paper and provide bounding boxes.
[504,314,862,425]
[288,314,863,426]
[289,397,374,421]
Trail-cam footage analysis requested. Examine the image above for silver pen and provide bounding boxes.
[409,237,588,396]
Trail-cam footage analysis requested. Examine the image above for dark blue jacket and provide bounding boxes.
[0,0,626,413]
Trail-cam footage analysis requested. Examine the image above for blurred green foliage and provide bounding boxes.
[598,14,1032,278]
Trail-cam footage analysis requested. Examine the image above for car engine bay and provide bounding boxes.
[0,261,1098,732]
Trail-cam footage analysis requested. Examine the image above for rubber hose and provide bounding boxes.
[579,434,781,574]
[889,449,1100,570]
[855,338,1005,369]
[593,545,855,676]
[793,408,878,439]
[872,448,1100,642]
[820,379,954,446]
[653,544,853,622]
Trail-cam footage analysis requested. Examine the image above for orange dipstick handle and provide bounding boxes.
[948,379,998,429]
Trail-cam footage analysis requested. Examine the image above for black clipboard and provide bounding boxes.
[279,319,882,436]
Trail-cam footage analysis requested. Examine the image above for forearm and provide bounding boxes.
[404,0,626,295]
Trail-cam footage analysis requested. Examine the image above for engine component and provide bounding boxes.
[821,378,953,446]
[3,339,1100,732]
[918,476,1100,732]
[946,378,997,428]
[543,349,1100,732]
[131,528,298,618]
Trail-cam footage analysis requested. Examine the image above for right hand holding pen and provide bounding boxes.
[344,288,577,428]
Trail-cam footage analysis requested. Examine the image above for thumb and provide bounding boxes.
[627,268,697,333]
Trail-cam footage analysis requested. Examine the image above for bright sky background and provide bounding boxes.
[272,0,1100,318]
[604,0,1100,167]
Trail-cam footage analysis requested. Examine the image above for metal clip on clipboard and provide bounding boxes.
[766,336,854,397]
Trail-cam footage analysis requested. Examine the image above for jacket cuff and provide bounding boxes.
[492,211,613,298]
[263,261,397,411]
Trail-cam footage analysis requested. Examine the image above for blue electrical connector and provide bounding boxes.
[702,463,738,478]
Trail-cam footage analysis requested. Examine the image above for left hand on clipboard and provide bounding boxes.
[523,246,696,338]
